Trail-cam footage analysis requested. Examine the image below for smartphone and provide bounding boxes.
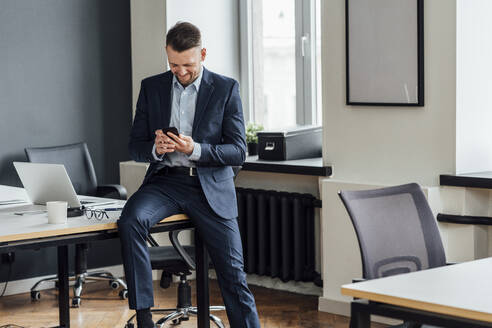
[161,127,179,136]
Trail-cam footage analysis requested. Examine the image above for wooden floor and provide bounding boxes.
[0,280,387,328]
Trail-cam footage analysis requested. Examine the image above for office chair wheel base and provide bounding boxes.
[119,289,128,300]
[72,297,81,307]
[30,290,41,301]
[110,280,120,290]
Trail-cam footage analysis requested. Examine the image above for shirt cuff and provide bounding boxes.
[188,142,201,161]
[151,144,165,161]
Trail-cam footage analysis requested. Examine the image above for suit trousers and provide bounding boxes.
[117,173,261,328]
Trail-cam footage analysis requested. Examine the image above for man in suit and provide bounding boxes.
[118,22,261,328]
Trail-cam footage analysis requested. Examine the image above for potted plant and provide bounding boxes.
[246,122,263,156]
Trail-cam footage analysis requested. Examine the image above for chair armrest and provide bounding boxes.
[169,229,196,271]
[96,184,127,200]
[146,234,159,247]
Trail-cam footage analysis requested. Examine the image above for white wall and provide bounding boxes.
[165,0,240,81]
[456,0,492,174]
[322,0,457,187]
[130,0,166,114]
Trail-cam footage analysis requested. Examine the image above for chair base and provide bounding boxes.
[31,270,128,307]
[124,306,226,328]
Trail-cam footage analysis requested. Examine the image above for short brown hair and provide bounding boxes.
[166,22,202,52]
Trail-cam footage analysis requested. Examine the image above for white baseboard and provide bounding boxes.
[318,297,350,316]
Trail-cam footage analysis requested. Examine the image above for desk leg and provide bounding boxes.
[195,231,210,328]
[350,301,370,328]
[57,245,70,328]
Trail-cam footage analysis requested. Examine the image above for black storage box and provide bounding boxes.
[257,126,322,161]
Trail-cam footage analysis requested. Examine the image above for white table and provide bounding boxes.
[341,258,492,327]
[0,185,212,328]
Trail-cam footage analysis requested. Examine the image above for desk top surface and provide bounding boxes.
[0,185,188,243]
[342,257,492,322]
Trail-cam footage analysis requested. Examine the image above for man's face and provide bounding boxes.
[166,45,206,87]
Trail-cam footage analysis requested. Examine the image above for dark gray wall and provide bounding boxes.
[0,0,132,186]
[0,0,132,282]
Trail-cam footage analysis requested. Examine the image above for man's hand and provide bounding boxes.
[155,130,176,155]
[167,133,195,155]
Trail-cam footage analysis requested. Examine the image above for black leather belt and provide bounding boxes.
[157,166,197,177]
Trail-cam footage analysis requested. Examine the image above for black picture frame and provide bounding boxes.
[346,0,424,106]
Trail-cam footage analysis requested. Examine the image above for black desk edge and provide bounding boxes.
[0,221,194,252]
[350,299,492,328]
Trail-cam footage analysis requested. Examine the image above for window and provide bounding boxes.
[240,0,321,130]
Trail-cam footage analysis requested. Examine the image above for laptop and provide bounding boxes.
[13,162,109,209]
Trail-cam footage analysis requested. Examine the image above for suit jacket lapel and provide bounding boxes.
[159,71,173,128]
[192,68,214,138]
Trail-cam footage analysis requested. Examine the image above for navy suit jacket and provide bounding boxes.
[129,68,246,219]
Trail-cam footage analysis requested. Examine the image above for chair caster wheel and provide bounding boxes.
[160,272,172,289]
[31,290,41,301]
[110,280,120,290]
[119,289,128,300]
[124,323,134,328]
[72,297,81,307]
[172,318,181,325]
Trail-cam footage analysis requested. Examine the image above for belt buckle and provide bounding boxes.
[189,167,196,176]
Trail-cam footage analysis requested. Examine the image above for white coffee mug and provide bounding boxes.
[47,201,68,224]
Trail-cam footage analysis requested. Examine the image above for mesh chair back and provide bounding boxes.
[339,183,446,279]
[25,142,98,196]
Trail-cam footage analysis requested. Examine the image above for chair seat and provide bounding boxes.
[149,245,195,272]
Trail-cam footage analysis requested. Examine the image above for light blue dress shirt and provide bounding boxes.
[152,68,203,167]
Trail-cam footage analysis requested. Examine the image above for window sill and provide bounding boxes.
[440,172,492,189]
[437,213,492,226]
[242,156,331,177]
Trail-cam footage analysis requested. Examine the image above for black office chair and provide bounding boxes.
[339,183,446,328]
[25,142,128,307]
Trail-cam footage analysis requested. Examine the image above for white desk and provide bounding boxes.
[0,185,186,242]
[0,185,213,328]
[341,258,492,327]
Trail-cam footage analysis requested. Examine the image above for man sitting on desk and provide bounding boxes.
[118,22,261,328]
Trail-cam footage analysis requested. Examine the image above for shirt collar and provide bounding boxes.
[172,65,203,92]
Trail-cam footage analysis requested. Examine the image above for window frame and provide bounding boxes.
[239,0,319,127]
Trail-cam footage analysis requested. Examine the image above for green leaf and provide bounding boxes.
[245,122,264,144]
